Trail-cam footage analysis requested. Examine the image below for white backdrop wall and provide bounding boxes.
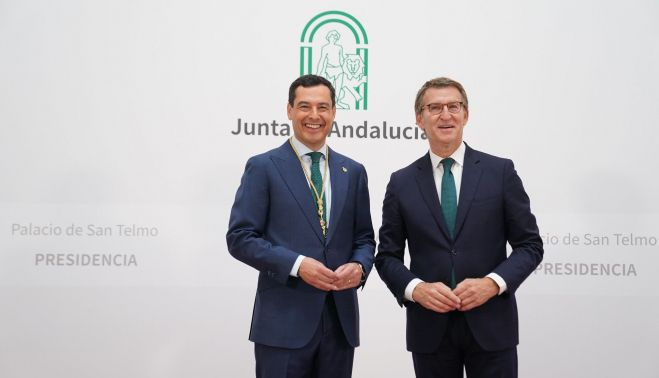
[1,1,658,377]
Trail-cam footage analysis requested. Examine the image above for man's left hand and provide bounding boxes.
[453,277,499,311]
[334,262,363,290]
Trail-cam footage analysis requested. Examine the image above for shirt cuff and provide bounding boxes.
[486,273,507,295]
[290,255,306,277]
[404,278,424,302]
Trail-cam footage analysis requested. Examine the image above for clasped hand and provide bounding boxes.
[411,278,499,313]
[298,257,362,291]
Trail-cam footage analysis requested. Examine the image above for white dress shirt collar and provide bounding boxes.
[429,142,466,169]
[290,136,328,158]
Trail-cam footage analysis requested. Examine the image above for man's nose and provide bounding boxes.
[439,107,452,120]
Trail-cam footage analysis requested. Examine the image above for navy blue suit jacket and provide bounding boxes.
[227,141,375,349]
[375,144,543,352]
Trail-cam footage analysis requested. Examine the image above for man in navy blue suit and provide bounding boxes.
[227,74,375,378]
[375,77,543,378]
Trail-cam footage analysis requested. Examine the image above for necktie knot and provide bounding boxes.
[441,157,455,171]
[307,151,323,164]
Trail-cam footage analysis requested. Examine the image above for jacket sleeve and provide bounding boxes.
[492,159,544,293]
[349,164,376,284]
[226,157,299,284]
[375,173,417,305]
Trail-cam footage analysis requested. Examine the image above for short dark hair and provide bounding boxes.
[414,77,469,115]
[288,74,336,107]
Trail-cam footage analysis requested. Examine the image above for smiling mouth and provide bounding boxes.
[305,123,323,129]
[439,125,454,129]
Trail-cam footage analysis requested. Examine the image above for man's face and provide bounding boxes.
[416,86,469,155]
[287,85,336,151]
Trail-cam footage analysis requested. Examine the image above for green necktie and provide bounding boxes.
[441,158,457,288]
[307,152,327,234]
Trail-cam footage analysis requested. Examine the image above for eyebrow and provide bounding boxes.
[296,101,331,107]
[427,101,461,104]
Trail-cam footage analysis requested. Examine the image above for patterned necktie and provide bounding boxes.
[307,152,327,233]
[441,158,457,288]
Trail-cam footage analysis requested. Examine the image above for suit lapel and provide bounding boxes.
[415,154,451,240]
[271,142,325,243]
[455,146,482,239]
[326,148,347,243]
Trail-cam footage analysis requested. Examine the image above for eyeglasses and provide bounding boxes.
[422,101,464,115]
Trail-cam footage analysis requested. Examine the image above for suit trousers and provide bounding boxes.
[254,294,354,378]
[412,312,518,378]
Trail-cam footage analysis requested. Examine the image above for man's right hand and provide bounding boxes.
[298,257,339,291]
[412,282,461,313]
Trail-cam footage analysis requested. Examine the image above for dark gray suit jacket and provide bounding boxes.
[227,141,375,349]
[375,144,543,352]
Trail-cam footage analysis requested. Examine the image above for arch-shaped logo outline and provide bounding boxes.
[300,11,368,44]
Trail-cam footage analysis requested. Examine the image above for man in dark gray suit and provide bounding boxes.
[376,77,543,378]
[227,74,375,378]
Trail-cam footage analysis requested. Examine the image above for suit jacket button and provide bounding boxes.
[450,249,456,255]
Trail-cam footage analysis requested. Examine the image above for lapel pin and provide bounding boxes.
[342,167,348,173]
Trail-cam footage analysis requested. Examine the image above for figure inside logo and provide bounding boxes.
[316,30,367,109]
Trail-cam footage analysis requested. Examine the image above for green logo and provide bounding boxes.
[300,11,369,110]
